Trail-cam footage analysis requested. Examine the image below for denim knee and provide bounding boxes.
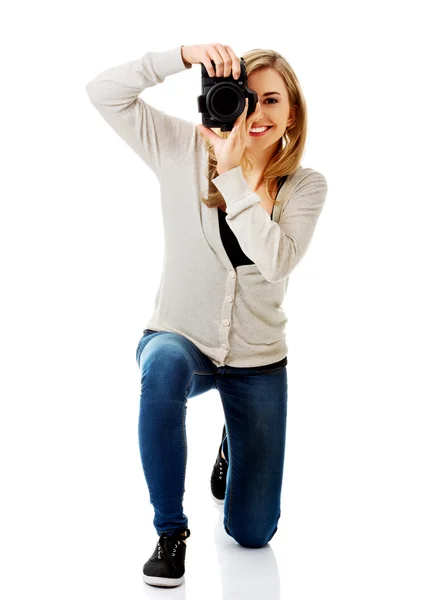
[139,342,192,391]
[225,521,278,548]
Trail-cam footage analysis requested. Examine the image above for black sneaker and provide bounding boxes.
[210,424,229,504]
[142,527,191,588]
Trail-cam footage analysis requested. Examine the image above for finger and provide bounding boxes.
[250,101,261,121]
[245,102,261,134]
[225,46,241,79]
[233,98,247,128]
[245,98,257,123]
[208,44,226,77]
[214,43,232,78]
[202,53,216,78]
[231,124,241,141]
[247,101,260,127]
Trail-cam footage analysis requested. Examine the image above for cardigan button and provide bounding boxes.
[226,296,233,302]
[229,271,236,278]
[222,319,230,326]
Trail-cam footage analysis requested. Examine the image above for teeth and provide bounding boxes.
[250,126,269,133]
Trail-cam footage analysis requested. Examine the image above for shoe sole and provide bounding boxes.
[143,573,184,587]
[211,490,225,504]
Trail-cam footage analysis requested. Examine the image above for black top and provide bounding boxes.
[217,176,288,371]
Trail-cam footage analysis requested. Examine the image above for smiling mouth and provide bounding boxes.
[249,126,273,136]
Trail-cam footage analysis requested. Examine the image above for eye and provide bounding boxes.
[265,98,278,104]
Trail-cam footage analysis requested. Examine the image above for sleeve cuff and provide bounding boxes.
[211,165,260,218]
[148,45,192,82]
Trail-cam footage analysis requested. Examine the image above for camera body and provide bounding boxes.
[197,58,258,132]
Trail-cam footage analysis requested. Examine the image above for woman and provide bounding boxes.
[86,42,328,588]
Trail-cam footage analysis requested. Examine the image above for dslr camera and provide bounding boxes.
[197,58,258,132]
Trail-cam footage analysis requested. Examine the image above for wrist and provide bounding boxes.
[217,164,239,176]
[180,45,192,69]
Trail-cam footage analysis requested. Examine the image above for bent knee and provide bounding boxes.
[225,523,278,548]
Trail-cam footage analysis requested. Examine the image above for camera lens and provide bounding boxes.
[209,86,242,119]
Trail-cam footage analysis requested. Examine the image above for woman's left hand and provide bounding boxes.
[197,99,262,175]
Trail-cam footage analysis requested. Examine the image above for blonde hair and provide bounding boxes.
[199,48,307,209]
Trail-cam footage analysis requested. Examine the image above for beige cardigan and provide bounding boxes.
[86,45,328,367]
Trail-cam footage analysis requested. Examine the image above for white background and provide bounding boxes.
[1,0,436,598]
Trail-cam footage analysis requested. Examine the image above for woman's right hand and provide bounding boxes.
[181,44,241,79]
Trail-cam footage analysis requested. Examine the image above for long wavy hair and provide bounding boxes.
[199,48,307,209]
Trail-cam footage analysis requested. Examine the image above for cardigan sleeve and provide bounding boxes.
[211,166,328,283]
[85,46,197,178]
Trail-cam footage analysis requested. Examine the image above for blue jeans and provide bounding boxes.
[135,329,288,548]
